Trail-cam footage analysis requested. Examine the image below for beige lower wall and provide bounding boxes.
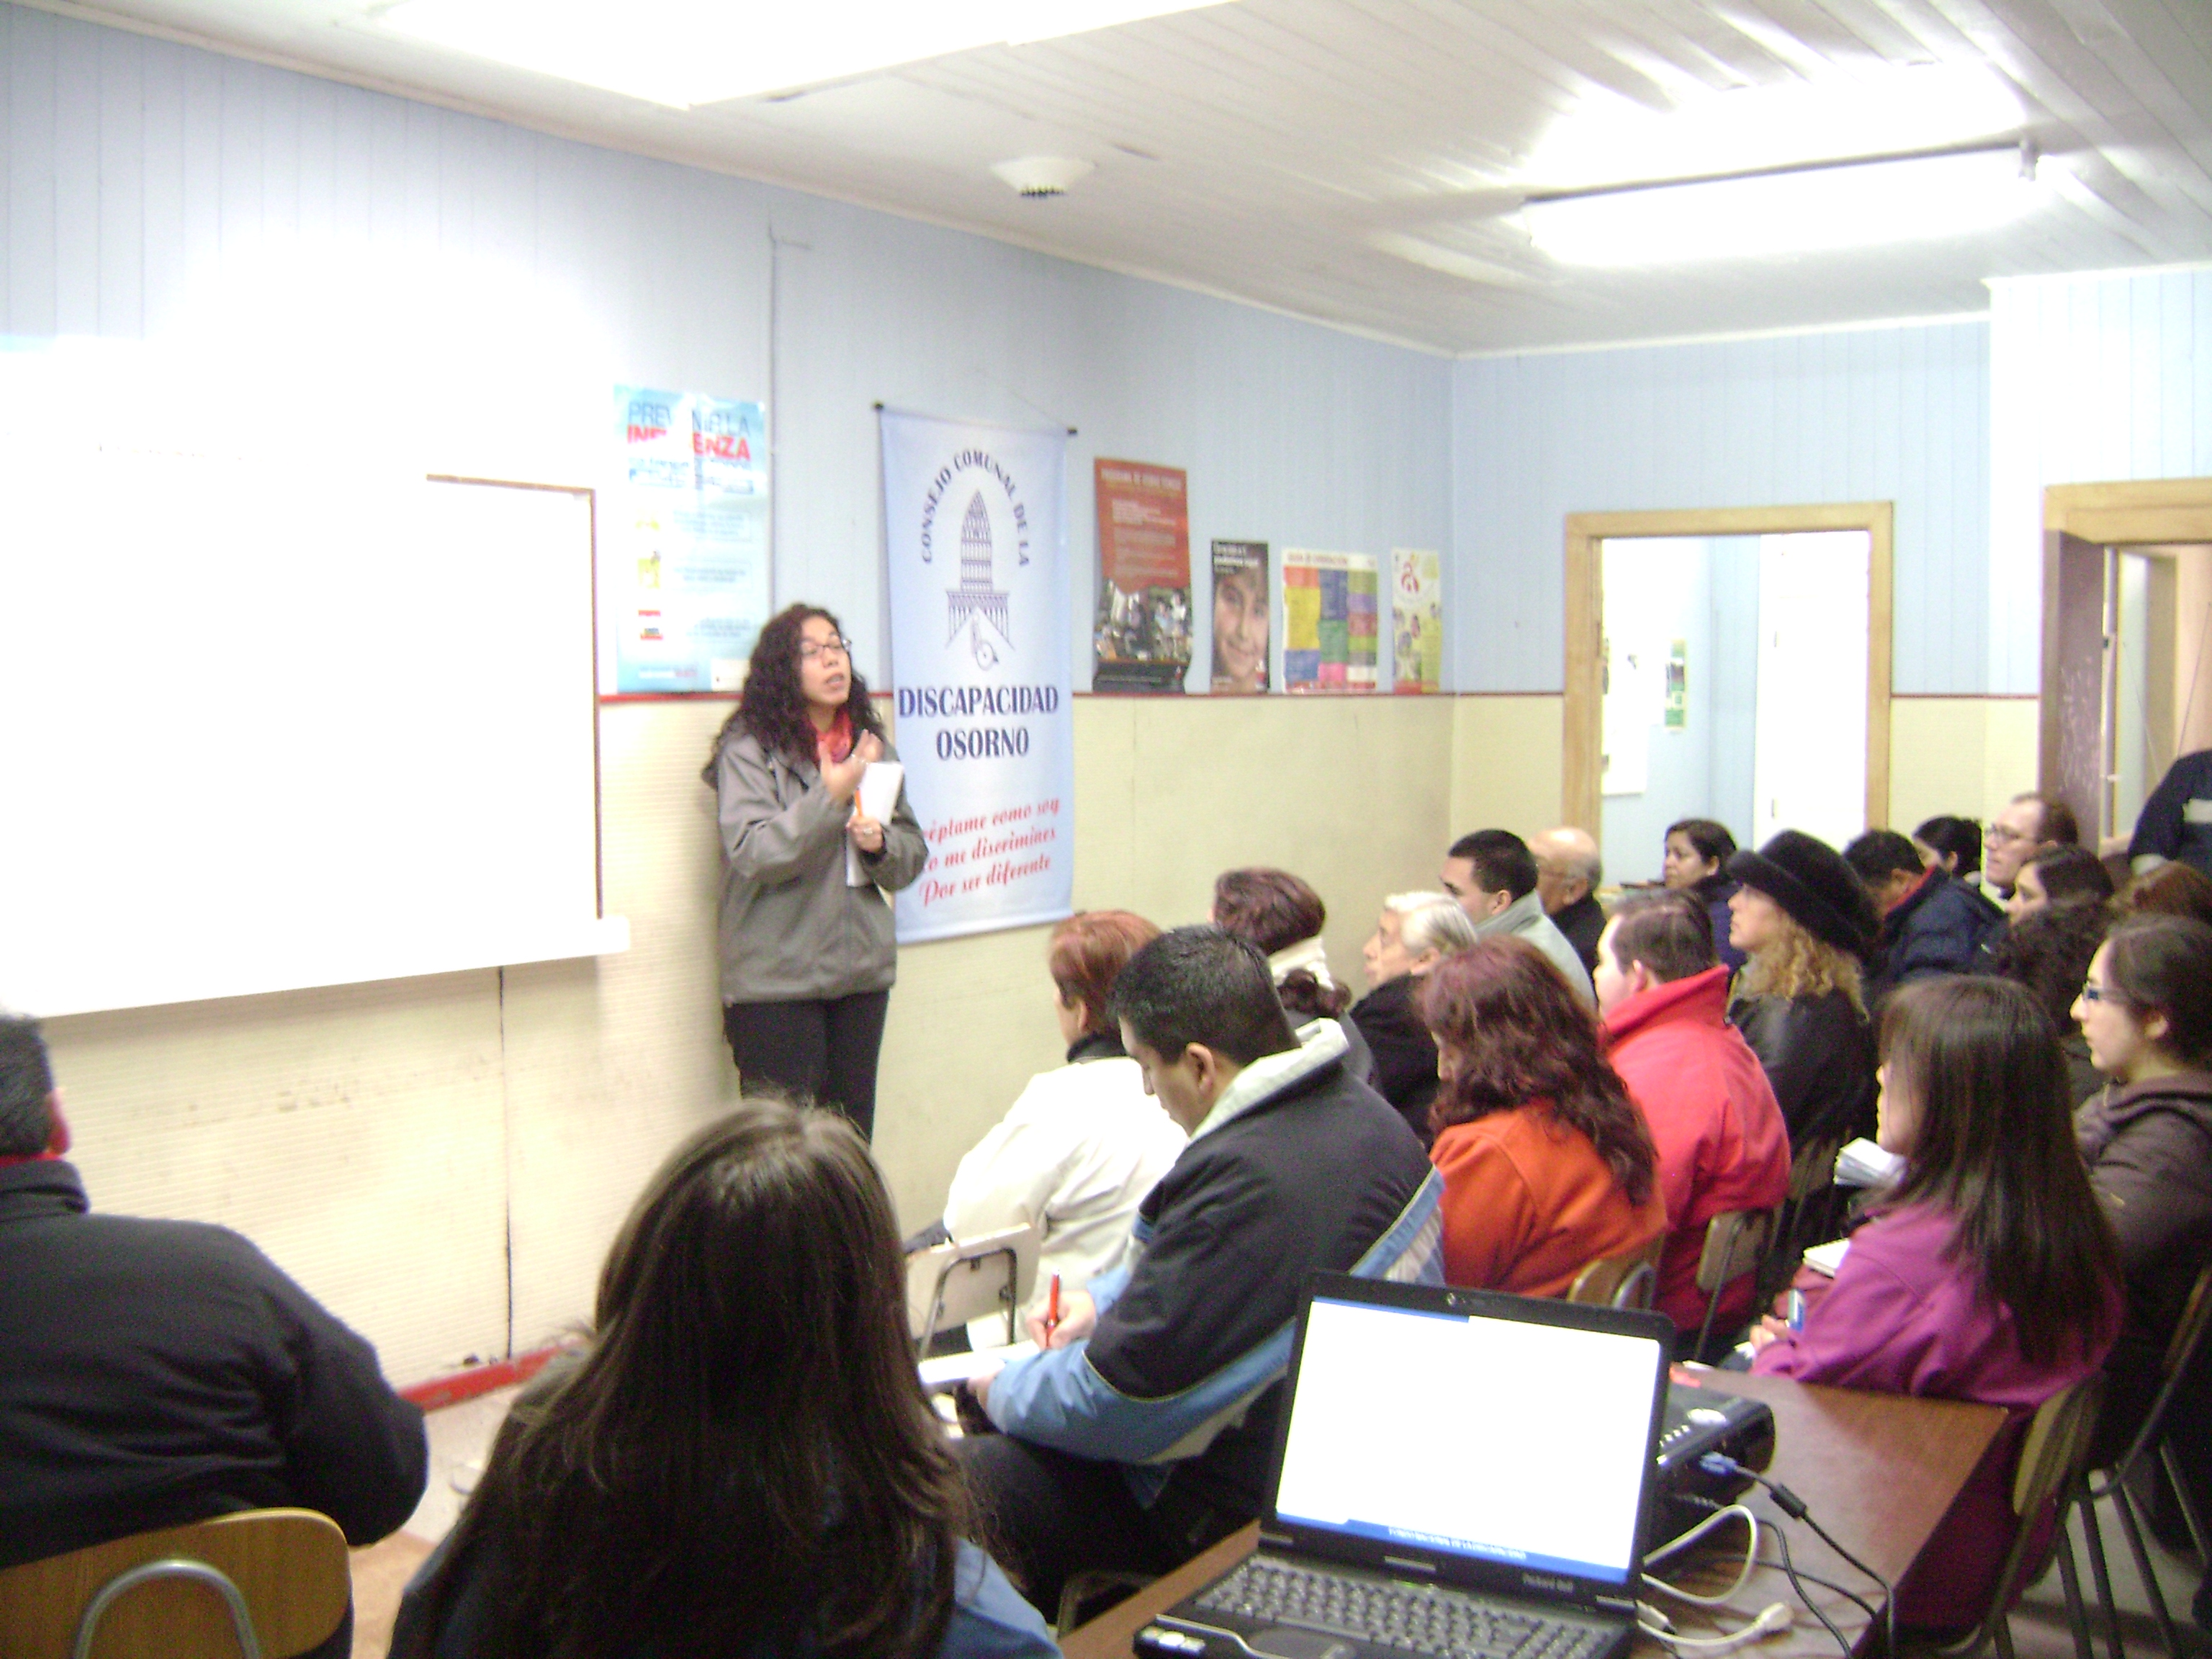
[1887,697,2042,832]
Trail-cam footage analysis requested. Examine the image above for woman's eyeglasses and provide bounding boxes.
[2079,981,2127,1005]
[799,637,850,661]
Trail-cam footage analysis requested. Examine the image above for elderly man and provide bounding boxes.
[1531,825,1606,976]
[1440,829,1595,1003]
[1983,792,2079,899]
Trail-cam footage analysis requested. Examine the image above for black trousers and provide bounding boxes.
[722,989,891,1140]
[956,1434,1187,1620]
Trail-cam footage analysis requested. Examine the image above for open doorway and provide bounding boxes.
[2041,481,2212,850]
[1564,505,1894,878]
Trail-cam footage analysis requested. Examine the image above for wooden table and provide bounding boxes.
[1061,1370,2005,1659]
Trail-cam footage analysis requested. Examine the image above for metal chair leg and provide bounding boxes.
[2157,1442,2209,1563]
[2054,1519,2094,1659]
[2109,1485,2180,1658]
[2079,1488,2127,1659]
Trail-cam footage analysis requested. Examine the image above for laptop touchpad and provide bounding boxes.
[1253,1630,1357,1659]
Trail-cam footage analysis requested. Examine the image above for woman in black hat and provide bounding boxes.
[1724,830,1880,1162]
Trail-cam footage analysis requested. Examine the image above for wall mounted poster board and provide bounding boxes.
[1392,548,1442,693]
[603,386,769,696]
[1211,539,1270,693]
[1282,549,1379,693]
[1091,458,1192,693]
[880,410,1074,944]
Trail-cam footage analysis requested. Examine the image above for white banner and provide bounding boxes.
[881,410,1074,944]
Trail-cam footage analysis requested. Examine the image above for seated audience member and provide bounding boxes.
[2128,747,2212,878]
[1986,899,2113,1105]
[961,929,1440,1616]
[1844,827,2004,1002]
[1348,892,1479,1143]
[1440,829,1595,1003]
[2071,915,2212,1618]
[2007,843,2115,920]
[0,1014,426,1655]
[1421,939,1665,1295]
[1750,977,2120,1633]
[1531,826,1608,975]
[1211,867,1372,1084]
[1913,814,1997,894]
[393,1102,1053,1659]
[1724,831,1879,1151]
[2118,858,2212,927]
[1984,791,2080,899]
[1594,893,1790,1342]
[1663,817,1748,973]
[941,910,1185,1348]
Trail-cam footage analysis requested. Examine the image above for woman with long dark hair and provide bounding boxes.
[704,606,927,1139]
[1663,817,1746,971]
[390,1102,1056,1659]
[1749,976,2121,1632]
[1420,938,1663,1292]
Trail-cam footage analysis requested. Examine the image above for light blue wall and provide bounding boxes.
[1451,321,1992,696]
[0,2,1452,693]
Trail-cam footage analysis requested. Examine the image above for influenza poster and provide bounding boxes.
[881,409,1074,944]
[1391,548,1442,693]
[603,386,769,696]
[1282,549,1378,693]
[1210,539,1269,693]
[1091,458,1191,693]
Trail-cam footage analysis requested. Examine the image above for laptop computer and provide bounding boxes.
[1138,1272,1673,1659]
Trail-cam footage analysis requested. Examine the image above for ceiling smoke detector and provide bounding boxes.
[991,156,1095,198]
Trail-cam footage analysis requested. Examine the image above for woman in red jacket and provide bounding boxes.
[1421,938,1664,1295]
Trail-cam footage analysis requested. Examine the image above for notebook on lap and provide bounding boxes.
[1138,1274,1673,1659]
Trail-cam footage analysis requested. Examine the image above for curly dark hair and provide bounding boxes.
[1420,938,1657,1208]
[1987,896,2111,1032]
[701,605,885,781]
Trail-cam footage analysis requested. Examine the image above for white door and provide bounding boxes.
[1750,531,1869,850]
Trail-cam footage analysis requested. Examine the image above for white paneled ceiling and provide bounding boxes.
[27,0,2212,351]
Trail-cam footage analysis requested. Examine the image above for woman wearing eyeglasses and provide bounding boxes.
[2071,914,2212,1627]
[702,606,927,1141]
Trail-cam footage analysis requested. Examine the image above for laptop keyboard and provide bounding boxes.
[1195,1558,1613,1659]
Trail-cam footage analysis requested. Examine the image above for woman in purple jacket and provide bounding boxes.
[1749,976,2121,1633]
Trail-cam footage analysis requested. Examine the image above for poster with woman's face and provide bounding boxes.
[1210,541,1270,693]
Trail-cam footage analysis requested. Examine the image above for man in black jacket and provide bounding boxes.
[1843,829,2003,1002]
[0,1015,427,1614]
[961,928,1442,1617]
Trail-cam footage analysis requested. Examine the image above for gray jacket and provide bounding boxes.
[1473,890,1596,1004]
[714,729,928,1004]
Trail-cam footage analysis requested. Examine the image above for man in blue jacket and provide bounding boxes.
[961,927,1442,1617]
[1843,829,2003,1002]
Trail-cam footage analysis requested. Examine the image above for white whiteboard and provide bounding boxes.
[0,356,625,1018]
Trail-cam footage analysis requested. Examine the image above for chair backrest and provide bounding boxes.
[1787,1135,1840,1203]
[1567,1235,1665,1310]
[0,1509,350,1659]
[905,1223,1039,1346]
[1694,1208,1778,1295]
[2161,1259,2212,1381]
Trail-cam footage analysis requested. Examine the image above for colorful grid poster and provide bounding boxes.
[1092,458,1192,693]
[1282,549,1379,693]
[1391,547,1443,693]
[603,386,769,696]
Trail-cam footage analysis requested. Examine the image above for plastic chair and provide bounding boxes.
[0,1509,350,1659]
[2073,1261,2212,1659]
[905,1223,1038,1351]
[1913,1377,2102,1659]
[1689,1206,1779,1363]
[1567,1235,1663,1310]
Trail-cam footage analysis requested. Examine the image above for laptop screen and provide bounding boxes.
[1271,1291,1663,1588]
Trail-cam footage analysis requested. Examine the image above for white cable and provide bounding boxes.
[1636,1603,1794,1651]
[1644,1503,1762,1606]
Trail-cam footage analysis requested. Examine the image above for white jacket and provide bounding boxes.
[943,1038,1187,1348]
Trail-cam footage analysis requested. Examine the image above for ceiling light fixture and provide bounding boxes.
[373,0,1237,109]
[1521,141,2042,266]
[990,157,1096,198]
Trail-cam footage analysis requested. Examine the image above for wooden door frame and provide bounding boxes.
[1563,503,1895,835]
[2040,480,2212,834]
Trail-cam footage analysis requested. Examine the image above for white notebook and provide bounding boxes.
[845,760,905,886]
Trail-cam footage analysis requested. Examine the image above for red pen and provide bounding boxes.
[1044,1273,1062,1342]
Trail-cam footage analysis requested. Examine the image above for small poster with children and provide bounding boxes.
[1092,458,1192,693]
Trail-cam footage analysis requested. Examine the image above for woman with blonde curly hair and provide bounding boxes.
[1724,830,1879,1154]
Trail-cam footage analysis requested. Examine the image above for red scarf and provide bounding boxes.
[815,708,855,768]
[0,1150,60,1170]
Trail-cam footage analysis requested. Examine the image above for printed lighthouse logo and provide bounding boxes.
[948,490,1013,667]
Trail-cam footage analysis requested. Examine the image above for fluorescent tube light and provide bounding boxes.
[374,0,1237,108]
[1521,144,2041,266]
[1526,65,2025,192]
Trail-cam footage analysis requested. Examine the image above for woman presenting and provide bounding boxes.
[703,605,927,1140]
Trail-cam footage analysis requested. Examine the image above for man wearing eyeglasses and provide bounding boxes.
[1982,792,2080,899]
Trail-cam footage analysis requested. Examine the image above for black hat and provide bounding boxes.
[1727,830,1878,958]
